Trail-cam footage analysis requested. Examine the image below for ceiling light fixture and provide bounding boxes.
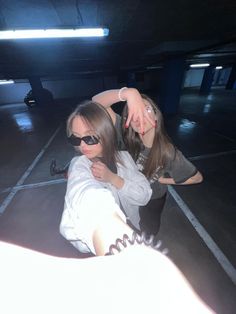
[190,63,210,68]
[0,79,14,85]
[215,66,223,70]
[146,65,163,70]
[0,28,109,40]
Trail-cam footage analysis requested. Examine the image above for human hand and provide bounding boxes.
[91,161,115,183]
[124,89,156,134]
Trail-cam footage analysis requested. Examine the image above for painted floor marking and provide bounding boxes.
[0,178,66,194]
[168,185,236,285]
[189,150,236,161]
[0,125,62,214]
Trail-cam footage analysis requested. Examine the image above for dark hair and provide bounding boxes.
[67,100,122,167]
[121,94,175,179]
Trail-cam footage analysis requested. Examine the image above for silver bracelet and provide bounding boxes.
[118,87,128,102]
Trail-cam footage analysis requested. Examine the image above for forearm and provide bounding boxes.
[0,241,215,313]
[92,89,122,107]
[158,171,203,185]
[92,89,124,124]
[182,171,203,184]
[92,87,138,107]
[92,212,133,256]
[92,88,154,132]
[109,173,124,189]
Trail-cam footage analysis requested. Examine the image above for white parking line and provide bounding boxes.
[0,178,66,194]
[213,132,235,142]
[0,125,62,214]
[189,150,236,161]
[168,185,236,285]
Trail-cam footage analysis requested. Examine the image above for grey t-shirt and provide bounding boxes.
[136,147,197,199]
[115,114,197,199]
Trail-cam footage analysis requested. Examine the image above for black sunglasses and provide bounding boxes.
[68,134,100,146]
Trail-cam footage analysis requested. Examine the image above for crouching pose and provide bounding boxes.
[60,100,152,255]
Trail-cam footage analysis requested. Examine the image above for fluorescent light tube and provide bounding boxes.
[190,63,210,68]
[0,80,14,85]
[0,28,109,39]
[146,66,163,70]
[215,66,223,70]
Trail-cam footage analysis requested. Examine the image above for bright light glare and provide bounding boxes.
[203,103,211,113]
[0,79,14,85]
[190,63,210,68]
[0,28,109,39]
[215,66,223,70]
[178,119,196,135]
[13,113,34,133]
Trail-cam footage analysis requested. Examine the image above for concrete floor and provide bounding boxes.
[0,87,236,313]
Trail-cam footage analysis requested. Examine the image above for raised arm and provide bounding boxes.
[92,87,155,133]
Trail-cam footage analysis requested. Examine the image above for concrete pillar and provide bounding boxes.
[226,65,236,90]
[199,66,215,95]
[213,69,221,86]
[159,57,186,114]
[127,72,136,88]
[28,76,54,107]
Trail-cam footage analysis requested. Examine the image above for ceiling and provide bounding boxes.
[0,0,236,80]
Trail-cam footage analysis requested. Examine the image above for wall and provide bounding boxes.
[212,67,231,86]
[0,77,112,105]
[0,73,150,105]
[0,67,232,105]
[183,69,205,87]
[43,77,104,99]
[0,82,31,104]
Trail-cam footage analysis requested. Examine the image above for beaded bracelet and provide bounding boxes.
[105,231,169,256]
[118,87,128,101]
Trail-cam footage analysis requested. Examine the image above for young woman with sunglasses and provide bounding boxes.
[59,100,152,254]
[92,88,203,237]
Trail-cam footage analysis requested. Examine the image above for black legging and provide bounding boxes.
[139,194,167,236]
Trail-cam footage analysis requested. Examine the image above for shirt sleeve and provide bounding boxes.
[164,149,197,184]
[117,152,152,206]
[60,156,126,253]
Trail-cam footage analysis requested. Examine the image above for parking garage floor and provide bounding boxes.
[0,87,235,314]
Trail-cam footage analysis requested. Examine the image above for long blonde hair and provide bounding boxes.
[122,94,175,179]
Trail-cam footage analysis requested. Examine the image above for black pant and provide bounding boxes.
[139,194,166,236]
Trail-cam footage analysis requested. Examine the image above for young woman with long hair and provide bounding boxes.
[92,88,203,237]
[60,100,152,254]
